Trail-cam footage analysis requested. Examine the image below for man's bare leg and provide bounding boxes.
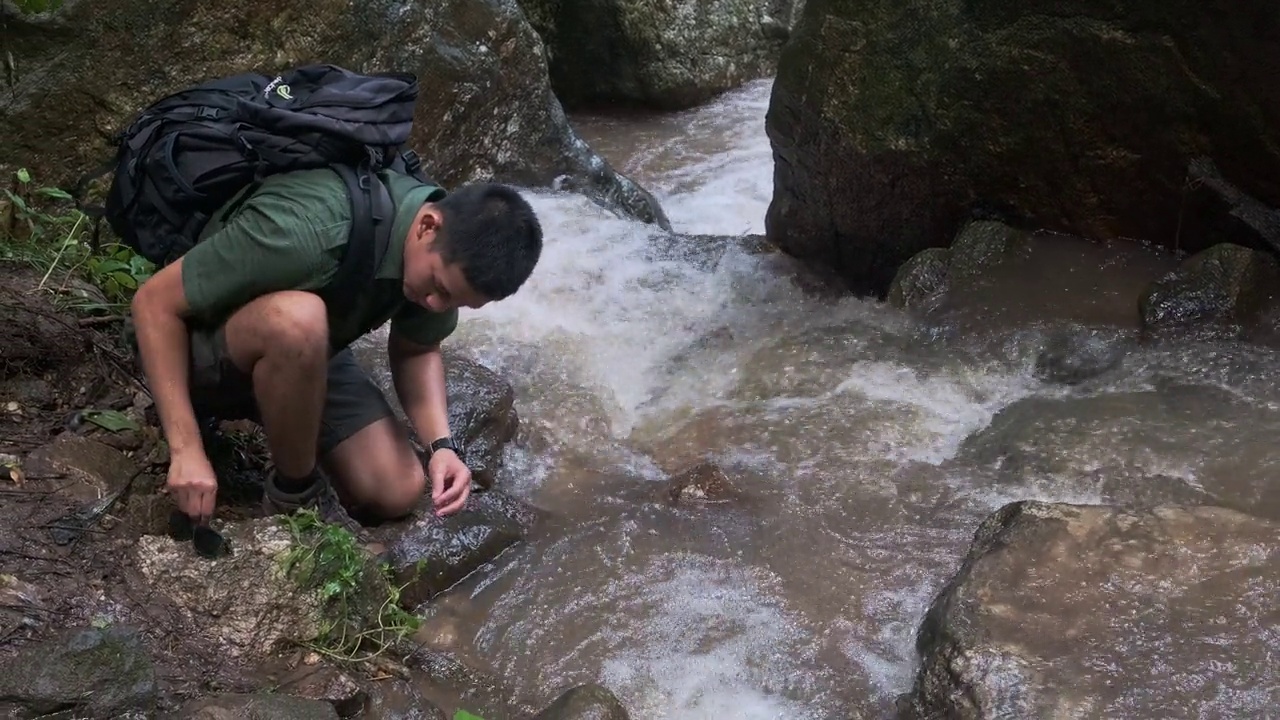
[221,290,329,483]
[322,416,426,523]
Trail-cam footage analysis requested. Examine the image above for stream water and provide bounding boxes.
[366,79,1280,718]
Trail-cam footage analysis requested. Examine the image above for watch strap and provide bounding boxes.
[428,436,461,459]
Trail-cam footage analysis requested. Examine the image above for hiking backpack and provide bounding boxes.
[76,63,437,303]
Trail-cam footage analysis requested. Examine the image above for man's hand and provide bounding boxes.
[168,450,218,525]
[428,449,470,516]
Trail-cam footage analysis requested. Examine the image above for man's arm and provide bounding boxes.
[131,258,221,522]
[388,330,452,446]
[388,329,471,515]
[132,258,203,460]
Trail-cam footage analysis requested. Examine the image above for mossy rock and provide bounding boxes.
[766,0,1280,295]
[1139,243,1280,331]
[887,246,951,311]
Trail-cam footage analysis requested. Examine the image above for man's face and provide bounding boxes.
[403,206,490,313]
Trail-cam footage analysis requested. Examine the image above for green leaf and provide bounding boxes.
[93,259,129,273]
[80,409,139,433]
[454,711,486,720]
[34,187,72,200]
[112,270,137,290]
[16,168,30,184]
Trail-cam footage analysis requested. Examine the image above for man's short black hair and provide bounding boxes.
[431,183,542,301]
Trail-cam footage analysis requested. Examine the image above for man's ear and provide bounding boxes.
[417,205,443,242]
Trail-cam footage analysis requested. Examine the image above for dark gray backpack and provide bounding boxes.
[77,63,437,303]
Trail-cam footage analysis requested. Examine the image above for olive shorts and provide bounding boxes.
[187,325,395,455]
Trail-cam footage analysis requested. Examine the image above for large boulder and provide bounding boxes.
[519,0,803,110]
[901,501,1280,719]
[0,0,668,228]
[766,0,1280,295]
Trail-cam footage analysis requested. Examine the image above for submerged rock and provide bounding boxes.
[766,0,1280,295]
[1,0,667,228]
[901,501,1280,719]
[0,624,157,718]
[275,664,369,719]
[1139,243,1280,333]
[533,683,630,720]
[180,693,341,720]
[666,461,739,505]
[362,678,447,720]
[1032,327,1129,385]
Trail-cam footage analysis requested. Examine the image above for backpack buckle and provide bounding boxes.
[195,106,223,120]
[402,149,421,171]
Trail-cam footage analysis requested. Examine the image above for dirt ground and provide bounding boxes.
[0,260,295,712]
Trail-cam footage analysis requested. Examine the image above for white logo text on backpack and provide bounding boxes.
[263,75,293,101]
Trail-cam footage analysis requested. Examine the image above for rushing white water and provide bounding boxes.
[393,78,1280,718]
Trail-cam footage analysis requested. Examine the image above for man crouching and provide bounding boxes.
[129,167,542,535]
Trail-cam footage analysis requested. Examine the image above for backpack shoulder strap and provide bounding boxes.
[322,163,393,316]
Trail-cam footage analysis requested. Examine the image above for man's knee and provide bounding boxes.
[224,291,328,369]
[343,449,426,521]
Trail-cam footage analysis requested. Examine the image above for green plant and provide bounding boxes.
[2,167,155,313]
[278,509,422,663]
[454,711,486,720]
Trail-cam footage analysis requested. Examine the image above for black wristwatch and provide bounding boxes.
[428,436,462,460]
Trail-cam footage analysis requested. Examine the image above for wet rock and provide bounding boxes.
[901,502,1280,719]
[22,434,140,504]
[886,220,1030,313]
[0,574,45,636]
[133,517,394,662]
[0,624,156,718]
[533,683,630,720]
[0,377,56,410]
[363,678,447,720]
[1032,327,1129,385]
[1,0,667,230]
[445,350,519,490]
[179,693,340,720]
[947,221,1031,287]
[766,0,1280,296]
[408,646,532,719]
[523,0,801,110]
[666,462,739,505]
[276,664,368,719]
[887,247,951,312]
[1140,243,1280,332]
[383,491,538,608]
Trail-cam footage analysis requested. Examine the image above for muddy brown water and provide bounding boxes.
[355,79,1280,718]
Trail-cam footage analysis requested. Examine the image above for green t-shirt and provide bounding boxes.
[180,167,456,352]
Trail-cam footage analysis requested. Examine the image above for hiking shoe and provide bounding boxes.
[262,467,367,539]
